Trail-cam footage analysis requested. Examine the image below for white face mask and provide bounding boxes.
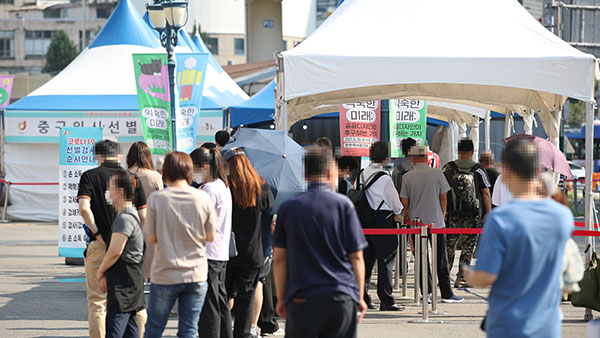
[105,190,113,205]
[194,173,204,184]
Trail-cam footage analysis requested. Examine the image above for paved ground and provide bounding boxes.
[0,223,592,337]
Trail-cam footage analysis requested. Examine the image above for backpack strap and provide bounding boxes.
[356,169,365,189]
[363,171,388,191]
[447,161,459,173]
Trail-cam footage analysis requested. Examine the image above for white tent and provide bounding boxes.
[276,0,596,253]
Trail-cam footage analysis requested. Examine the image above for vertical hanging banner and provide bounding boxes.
[0,75,14,107]
[389,99,427,158]
[132,53,172,155]
[58,127,103,258]
[175,53,209,153]
[339,101,381,157]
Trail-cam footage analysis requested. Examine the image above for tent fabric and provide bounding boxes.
[280,0,595,131]
[230,80,276,127]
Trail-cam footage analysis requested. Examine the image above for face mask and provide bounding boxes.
[105,190,113,205]
[194,173,204,184]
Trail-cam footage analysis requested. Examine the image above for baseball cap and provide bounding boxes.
[408,145,428,156]
[222,147,246,162]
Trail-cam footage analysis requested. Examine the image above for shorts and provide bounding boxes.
[258,255,273,284]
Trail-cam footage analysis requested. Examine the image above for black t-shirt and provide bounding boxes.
[77,162,147,242]
[229,182,274,268]
[485,167,500,196]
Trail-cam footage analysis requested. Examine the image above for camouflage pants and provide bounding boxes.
[446,216,481,279]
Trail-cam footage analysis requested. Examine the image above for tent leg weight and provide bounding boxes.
[65,257,84,266]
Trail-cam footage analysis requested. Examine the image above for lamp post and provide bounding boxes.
[146,0,188,151]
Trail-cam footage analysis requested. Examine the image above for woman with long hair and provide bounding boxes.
[126,141,163,281]
[223,148,274,338]
[190,147,233,338]
[143,151,218,338]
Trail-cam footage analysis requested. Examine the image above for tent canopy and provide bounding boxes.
[230,80,276,127]
[280,0,596,137]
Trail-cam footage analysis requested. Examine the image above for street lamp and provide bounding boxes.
[146,0,189,151]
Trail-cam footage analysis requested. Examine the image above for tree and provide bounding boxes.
[189,21,210,45]
[42,30,79,75]
[567,99,585,128]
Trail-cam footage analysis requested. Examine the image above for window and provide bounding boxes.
[0,0,15,4]
[97,7,110,19]
[234,38,244,55]
[79,30,95,50]
[25,31,55,57]
[0,31,14,58]
[206,37,218,55]
[43,8,60,18]
[283,40,287,51]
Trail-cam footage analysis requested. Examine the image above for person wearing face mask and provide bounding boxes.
[190,147,234,338]
[77,140,147,338]
[337,156,359,195]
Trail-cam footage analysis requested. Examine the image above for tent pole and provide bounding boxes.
[484,110,491,151]
[470,120,480,161]
[504,112,512,138]
[274,52,288,131]
[226,107,231,131]
[448,121,455,161]
[584,100,595,323]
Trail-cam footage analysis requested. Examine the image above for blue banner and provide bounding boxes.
[176,53,209,153]
[58,127,102,258]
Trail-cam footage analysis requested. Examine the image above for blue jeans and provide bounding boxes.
[145,281,208,338]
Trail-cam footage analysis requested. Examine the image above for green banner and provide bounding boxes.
[132,53,172,155]
[389,99,427,158]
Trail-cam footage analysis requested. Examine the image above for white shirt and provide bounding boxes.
[359,163,403,215]
[201,179,232,261]
[491,174,514,207]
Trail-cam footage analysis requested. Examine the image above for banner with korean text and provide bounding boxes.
[339,101,381,157]
[0,75,14,107]
[132,53,172,155]
[176,53,209,153]
[389,99,427,158]
[58,127,102,258]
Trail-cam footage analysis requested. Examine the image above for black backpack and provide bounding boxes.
[446,162,481,219]
[347,169,387,227]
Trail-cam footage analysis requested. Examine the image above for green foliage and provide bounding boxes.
[42,30,79,75]
[568,99,586,128]
[189,22,210,45]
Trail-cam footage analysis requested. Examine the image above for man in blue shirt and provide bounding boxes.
[463,139,573,338]
[273,146,368,338]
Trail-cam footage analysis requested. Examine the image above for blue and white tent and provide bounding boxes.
[2,0,243,221]
[230,79,276,127]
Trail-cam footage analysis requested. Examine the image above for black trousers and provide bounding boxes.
[199,260,233,338]
[364,210,398,307]
[419,234,454,299]
[257,259,279,334]
[226,264,260,338]
[105,310,138,338]
[285,293,357,338]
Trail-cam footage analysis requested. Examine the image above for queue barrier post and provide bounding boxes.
[1,181,11,223]
[400,222,409,299]
[429,223,448,316]
[411,222,442,324]
[394,221,400,291]
[412,218,421,306]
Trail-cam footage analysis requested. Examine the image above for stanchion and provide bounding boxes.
[400,223,409,299]
[411,218,421,306]
[430,222,447,316]
[394,221,400,291]
[410,223,442,324]
[1,181,10,223]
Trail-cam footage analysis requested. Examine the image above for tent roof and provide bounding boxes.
[281,0,596,129]
[6,0,245,112]
[230,80,276,127]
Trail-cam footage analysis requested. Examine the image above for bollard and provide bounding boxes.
[430,223,447,316]
[400,223,409,299]
[410,224,442,324]
[1,182,10,223]
[394,221,400,291]
[412,218,421,306]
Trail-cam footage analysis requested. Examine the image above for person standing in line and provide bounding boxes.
[190,147,234,338]
[96,170,146,338]
[360,141,403,311]
[479,151,499,196]
[463,139,574,337]
[215,130,231,150]
[126,141,163,285]
[223,148,274,338]
[78,140,147,338]
[337,156,359,195]
[273,146,368,338]
[442,139,492,288]
[315,136,334,155]
[400,145,464,303]
[143,151,218,338]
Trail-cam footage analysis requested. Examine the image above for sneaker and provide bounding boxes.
[250,326,262,338]
[441,295,464,303]
[262,328,285,336]
[420,294,432,304]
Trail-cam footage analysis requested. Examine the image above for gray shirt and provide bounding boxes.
[112,207,144,264]
[400,163,451,227]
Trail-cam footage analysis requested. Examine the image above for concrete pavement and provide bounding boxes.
[0,223,591,337]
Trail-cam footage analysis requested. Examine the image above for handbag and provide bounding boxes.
[571,252,600,311]
[229,231,238,258]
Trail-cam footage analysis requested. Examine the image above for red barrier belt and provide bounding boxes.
[574,221,600,229]
[362,228,420,235]
[431,228,483,235]
[0,178,59,186]
[572,230,600,237]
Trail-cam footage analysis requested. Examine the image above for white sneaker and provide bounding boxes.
[262,328,285,336]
